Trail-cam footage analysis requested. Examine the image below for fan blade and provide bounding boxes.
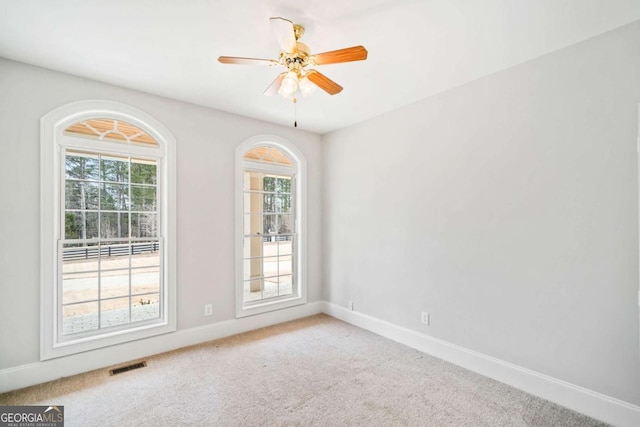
[311,46,368,65]
[270,17,296,53]
[218,56,277,66]
[306,70,343,95]
[264,73,286,96]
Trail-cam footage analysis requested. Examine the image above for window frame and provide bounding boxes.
[40,100,176,360]
[235,136,307,317]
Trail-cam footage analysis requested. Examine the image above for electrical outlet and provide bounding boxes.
[204,304,213,316]
[421,312,430,325]
[348,301,354,311]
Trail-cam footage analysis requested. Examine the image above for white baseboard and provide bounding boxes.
[322,301,640,427]
[0,301,323,394]
[3,300,638,427]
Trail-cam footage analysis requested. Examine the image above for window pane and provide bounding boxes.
[132,267,160,296]
[243,258,263,280]
[244,214,264,235]
[62,274,98,304]
[100,241,130,270]
[63,301,99,335]
[244,281,262,302]
[66,154,99,181]
[243,236,264,255]
[100,297,130,328]
[263,256,279,278]
[279,255,293,276]
[262,239,278,257]
[85,212,99,239]
[263,192,276,214]
[243,190,264,214]
[62,243,99,272]
[100,157,129,182]
[65,211,99,239]
[131,241,160,267]
[275,177,291,194]
[65,181,99,210]
[263,214,277,235]
[277,214,293,234]
[131,161,157,185]
[132,293,160,322]
[276,194,291,213]
[100,212,129,238]
[263,176,275,192]
[64,212,82,240]
[101,183,129,211]
[278,237,293,256]
[262,277,280,298]
[277,275,294,296]
[131,213,158,237]
[101,269,129,299]
[131,185,157,211]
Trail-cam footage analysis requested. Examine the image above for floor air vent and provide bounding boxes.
[110,361,147,376]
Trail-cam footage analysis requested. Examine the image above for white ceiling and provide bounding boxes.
[0,0,638,134]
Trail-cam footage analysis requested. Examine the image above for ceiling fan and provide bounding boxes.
[218,17,368,101]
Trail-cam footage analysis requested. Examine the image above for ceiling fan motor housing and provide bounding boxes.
[280,41,311,73]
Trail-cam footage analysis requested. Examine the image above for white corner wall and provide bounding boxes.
[323,20,640,407]
[0,57,323,374]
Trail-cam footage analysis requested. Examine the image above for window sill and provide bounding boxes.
[236,295,306,318]
[41,320,176,361]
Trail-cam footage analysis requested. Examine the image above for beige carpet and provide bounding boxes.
[0,314,607,426]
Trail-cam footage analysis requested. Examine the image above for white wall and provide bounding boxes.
[323,21,640,405]
[0,58,323,370]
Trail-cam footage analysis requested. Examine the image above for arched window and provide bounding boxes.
[41,101,176,359]
[236,136,307,317]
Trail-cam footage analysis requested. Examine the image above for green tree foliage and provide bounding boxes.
[65,212,81,240]
[263,175,292,235]
[65,154,98,239]
[64,153,157,241]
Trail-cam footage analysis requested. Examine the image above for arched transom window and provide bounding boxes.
[65,118,159,146]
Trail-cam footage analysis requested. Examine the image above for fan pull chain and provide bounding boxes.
[293,98,297,128]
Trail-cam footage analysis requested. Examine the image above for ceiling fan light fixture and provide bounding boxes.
[298,75,318,97]
[219,17,368,104]
[278,71,299,99]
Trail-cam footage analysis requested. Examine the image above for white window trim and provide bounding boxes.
[235,135,307,317]
[40,100,177,360]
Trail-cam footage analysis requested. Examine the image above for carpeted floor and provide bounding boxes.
[0,314,608,426]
